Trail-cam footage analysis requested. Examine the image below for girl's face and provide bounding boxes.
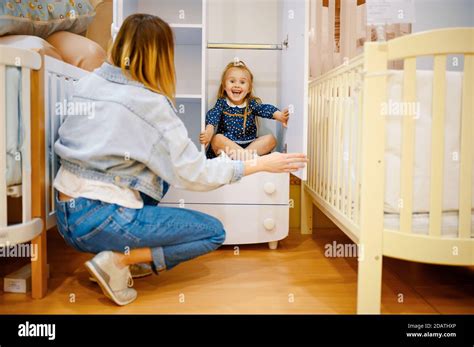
[224,67,251,105]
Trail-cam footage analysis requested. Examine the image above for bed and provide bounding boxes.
[0,45,87,298]
[302,27,474,313]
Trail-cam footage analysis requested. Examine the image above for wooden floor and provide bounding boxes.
[0,227,473,314]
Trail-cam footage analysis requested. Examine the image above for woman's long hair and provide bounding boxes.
[109,14,176,102]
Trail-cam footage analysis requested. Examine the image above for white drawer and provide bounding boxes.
[159,203,289,245]
[160,172,289,205]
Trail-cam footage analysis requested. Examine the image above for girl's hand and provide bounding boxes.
[273,108,290,128]
[244,152,307,176]
[199,126,214,145]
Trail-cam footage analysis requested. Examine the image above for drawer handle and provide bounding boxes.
[263,182,276,195]
[263,218,275,231]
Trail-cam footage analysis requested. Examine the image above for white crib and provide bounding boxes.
[0,46,43,247]
[302,28,474,313]
[0,45,87,298]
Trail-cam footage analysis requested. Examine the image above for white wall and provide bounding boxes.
[412,0,474,70]
[413,0,474,33]
[207,0,282,136]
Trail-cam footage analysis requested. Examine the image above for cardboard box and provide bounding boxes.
[3,263,50,294]
[4,263,31,293]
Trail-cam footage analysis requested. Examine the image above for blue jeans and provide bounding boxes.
[55,192,226,273]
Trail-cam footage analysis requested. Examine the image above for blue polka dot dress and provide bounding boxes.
[206,98,279,151]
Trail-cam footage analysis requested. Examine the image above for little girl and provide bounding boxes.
[200,60,289,160]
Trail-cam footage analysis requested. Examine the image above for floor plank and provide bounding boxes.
[0,227,472,314]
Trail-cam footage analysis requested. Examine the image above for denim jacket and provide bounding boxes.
[54,63,244,202]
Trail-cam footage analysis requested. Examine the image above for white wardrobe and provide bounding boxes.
[112,0,309,249]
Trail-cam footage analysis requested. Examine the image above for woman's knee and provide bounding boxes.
[213,227,226,246]
[207,215,226,245]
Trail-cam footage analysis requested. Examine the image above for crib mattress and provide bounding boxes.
[342,70,472,216]
[384,211,474,238]
[337,69,473,236]
[383,70,471,214]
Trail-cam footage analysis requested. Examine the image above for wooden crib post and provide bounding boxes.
[356,42,387,314]
[30,68,48,299]
[301,181,313,234]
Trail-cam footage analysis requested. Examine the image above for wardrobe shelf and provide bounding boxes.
[173,26,203,45]
[170,24,203,29]
[176,94,202,102]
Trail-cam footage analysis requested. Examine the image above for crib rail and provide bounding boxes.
[308,28,474,251]
[307,55,364,241]
[0,46,43,245]
[43,56,87,230]
[382,28,473,265]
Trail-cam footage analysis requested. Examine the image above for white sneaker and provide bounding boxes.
[89,263,152,283]
[84,251,137,306]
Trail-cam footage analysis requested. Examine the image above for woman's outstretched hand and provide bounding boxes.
[243,152,308,176]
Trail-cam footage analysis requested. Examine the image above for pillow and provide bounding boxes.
[85,0,112,51]
[0,34,63,59]
[46,31,105,71]
[0,0,96,38]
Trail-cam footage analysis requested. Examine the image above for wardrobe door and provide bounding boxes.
[280,0,309,180]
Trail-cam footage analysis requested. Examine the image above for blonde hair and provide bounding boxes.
[217,61,261,103]
[109,14,176,102]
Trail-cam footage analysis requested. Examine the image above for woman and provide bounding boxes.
[54,14,307,306]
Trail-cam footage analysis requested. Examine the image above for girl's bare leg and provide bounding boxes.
[211,134,250,160]
[246,134,277,156]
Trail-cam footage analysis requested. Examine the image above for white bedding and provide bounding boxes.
[383,69,473,237]
[384,212,474,237]
[5,66,22,188]
[384,70,471,214]
[340,69,473,235]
